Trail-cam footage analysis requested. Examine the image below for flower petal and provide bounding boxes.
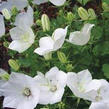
[49,0,66,6]
[9,40,32,53]
[33,0,48,5]
[53,27,68,50]
[34,37,54,56]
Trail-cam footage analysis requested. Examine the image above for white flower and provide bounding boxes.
[87,79,109,102]
[0,69,9,96]
[34,27,68,57]
[0,14,5,38]
[9,6,35,53]
[33,0,66,6]
[0,0,28,11]
[2,72,40,109]
[67,69,97,101]
[67,23,94,45]
[34,67,67,104]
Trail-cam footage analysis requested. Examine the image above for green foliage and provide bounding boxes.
[102,64,109,78]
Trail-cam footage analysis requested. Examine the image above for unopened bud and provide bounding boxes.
[57,51,67,64]
[78,7,89,20]
[102,2,109,12]
[2,8,11,20]
[88,8,96,20]
[8,59,20,71]
[0,73,10,81]
[66,12,75,22]
[41,14,50,32]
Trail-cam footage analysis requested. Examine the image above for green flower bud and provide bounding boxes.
[36,19,42,26]
[2,8,11,20]
[78,7,89,20]
[66,12,75,22]
[41,14,50,32]
[66,64,73,72]
[88,8,96,20]
[8,59,20,71]
[0,73,10,81]
[57,51,67,64]
[102,2,109,12]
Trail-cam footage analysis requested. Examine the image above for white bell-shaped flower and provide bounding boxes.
[34,67,67,104]
[8,6,35,53]
[67,69,98,101]
[0,14,5,38]
[33,0,66,6]
[2,72,40,109]
[67,23,94,45]
[34,27,68,57]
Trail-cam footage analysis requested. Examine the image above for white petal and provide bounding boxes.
[33,0,48,5]
[15,6,33,29]
[50,88,64,104]
[67,72,79,96]
[53,27,68,50]
[50,0,66,6]
[0,14,5,38]
[89,102,109,109]
[7,0,28,10]
[81,23,95,34]
[34,37,54,56]
[77,69,92,87]
[9,40,32,53]
[68,23,94,45]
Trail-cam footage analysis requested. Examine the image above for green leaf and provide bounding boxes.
[102,64,109,78]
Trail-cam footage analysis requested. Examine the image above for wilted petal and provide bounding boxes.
[0,14,5,38]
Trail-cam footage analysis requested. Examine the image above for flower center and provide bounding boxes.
[50,85,57,92]
[23,88,31,97]
[95,89,102,101]
[21,32,30,42]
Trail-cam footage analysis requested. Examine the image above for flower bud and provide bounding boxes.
[57,51,67,64]
[78,7,89,20]
[41,14,50,32]
[8,59,20,71]
[2,8,11,20]
[0,73,10,81]
[102,2,109,12]
[66,12,75,22]
[66,64,73,72]
[88,8,96,20]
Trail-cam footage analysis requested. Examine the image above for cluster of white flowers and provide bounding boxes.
[0,68,109,109]
[0,1,108,109]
